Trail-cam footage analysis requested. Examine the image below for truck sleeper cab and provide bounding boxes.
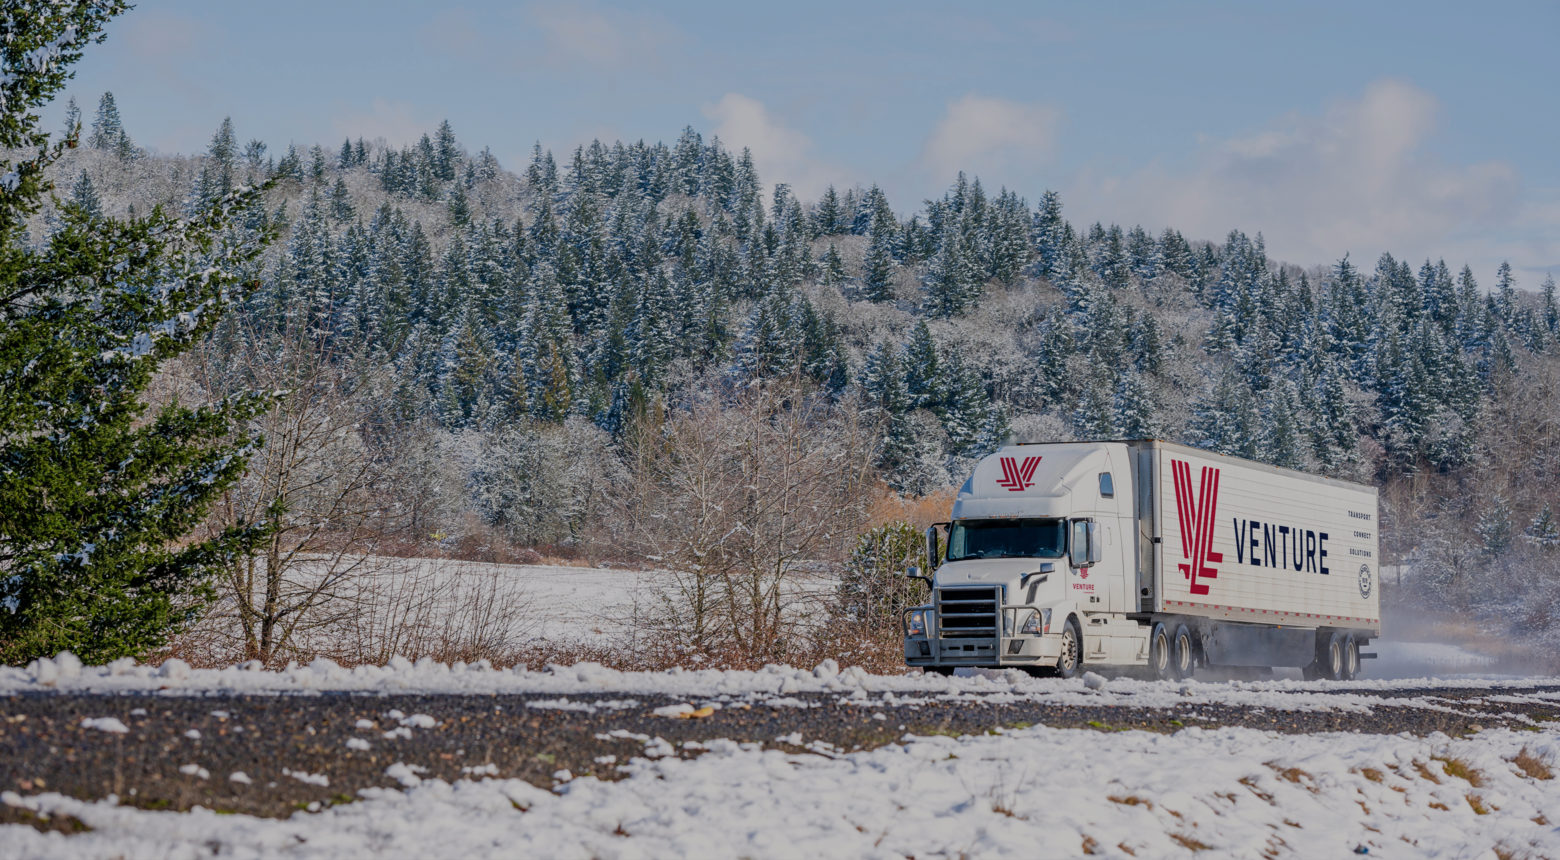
[902,440,1380,681]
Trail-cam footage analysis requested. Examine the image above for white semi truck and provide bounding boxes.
[902,440,1380,680]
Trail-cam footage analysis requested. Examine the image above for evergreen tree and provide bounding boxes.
[1542,274,1559,341]
[938,351,991,455]
[1525,503,1560,550]
[61,95,81,140]
[328,176,354,221]
[859,340,924,489]
[206,116,237,198]
[1070,373,1116,439]
[433,119,460,182]
[820,244,846,287]
[1,2,279,663]
[921,226,979,317]
[67,170,103,220]
[1477,496,1513,558]
[902,320,941,408]
[1112,368,1160,439]
[861,210,895,302]
[88,90,124,150]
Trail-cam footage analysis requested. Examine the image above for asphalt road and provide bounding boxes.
[3,683,1558,824]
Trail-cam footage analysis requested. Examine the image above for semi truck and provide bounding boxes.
[902,440,1380,680]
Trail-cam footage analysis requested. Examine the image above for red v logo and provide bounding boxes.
[1171,459,1223,596]
[995,456,1041,491]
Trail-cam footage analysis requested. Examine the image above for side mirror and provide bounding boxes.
[903,565,934,591]
[924,525,940,574]
[1070,519,1100,568]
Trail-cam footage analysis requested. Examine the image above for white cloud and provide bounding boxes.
[1066,79,1532,275]
[921,95,1062,183]
[527,2,678,68]
[703,93,849,200]
[331,99,436,149]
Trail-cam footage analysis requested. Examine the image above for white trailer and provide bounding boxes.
[902,440,1380,680]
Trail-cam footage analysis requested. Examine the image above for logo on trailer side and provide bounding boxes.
[995,456,1041,492]
[1171,459,1222,596]
[1358,564,1372,598]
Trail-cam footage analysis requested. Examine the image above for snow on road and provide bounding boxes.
[5,724,1557,859]
[7,653,1558,716]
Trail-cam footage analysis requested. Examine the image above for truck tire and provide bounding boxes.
[1342,634,1360,680]
[1149,622,1175,681]
[1323,631,1348,680]
[1171,623,1196,680]
[1056,618,1082,679]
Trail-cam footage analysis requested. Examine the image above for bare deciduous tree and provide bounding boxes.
[194,322,400,665]
[621,377,876,664]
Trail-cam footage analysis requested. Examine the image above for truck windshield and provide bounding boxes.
[946,518,1066,562]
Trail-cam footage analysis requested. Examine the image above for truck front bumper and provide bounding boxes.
[904,634,1060,669]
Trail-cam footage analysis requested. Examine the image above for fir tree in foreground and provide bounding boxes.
[0,2,275,664]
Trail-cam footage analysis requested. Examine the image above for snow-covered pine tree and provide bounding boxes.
[68,170,103,220]
[1476,496,1513,558]
[861,209,896,302]
[1,1,278,663]
[1525,503,1560,550]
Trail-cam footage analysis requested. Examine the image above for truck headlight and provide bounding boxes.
[1019,609,1051,635]
[906,609,928,637]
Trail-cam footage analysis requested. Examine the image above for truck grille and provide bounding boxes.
[937,586,999,639]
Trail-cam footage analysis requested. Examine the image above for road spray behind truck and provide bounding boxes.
[902,440,1380,680]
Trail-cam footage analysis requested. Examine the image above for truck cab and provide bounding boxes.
[903,442,1140,677]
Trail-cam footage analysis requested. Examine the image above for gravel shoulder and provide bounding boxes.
[4,682,1559,822]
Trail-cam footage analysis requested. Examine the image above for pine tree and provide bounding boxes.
[68,170,103,220]
[860,340,924,488]
[1541,274,1559,341]
[1525,503,1560,550]
[1,3,279,663]
[1477,496,1513,558]
[922,226,979,317]
[433,119,460,182]
[328,176,354,221]
[88,90,124,150]
[814,185,843,235]
[902,320,941,408]
[1071,374,1116,439]
[207,116,237,198]
[938,351,991,455]
[861,210,895,302]
[1112,368,1160,439]
[61,95,81,140]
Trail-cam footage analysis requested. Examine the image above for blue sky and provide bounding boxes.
[58,1,1559,282]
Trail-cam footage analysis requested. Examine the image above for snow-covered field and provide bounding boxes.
[5,654,1560,858]
[6,721,1558,858]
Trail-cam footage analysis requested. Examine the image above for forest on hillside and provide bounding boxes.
[32,92,1560,666]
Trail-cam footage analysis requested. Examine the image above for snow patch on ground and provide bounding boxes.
[4,726,1557,858]
[7,653,1554,716]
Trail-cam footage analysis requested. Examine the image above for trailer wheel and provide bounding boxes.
[1149,622,1175,681]
[1342,634,1360,680]
[1171,623,1195,680]
[1056,618,1082,679]
[1322,631,1348,680]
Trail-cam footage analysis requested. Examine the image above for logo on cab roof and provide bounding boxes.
[1171,459,1222,596]
[995,456,1041,492]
